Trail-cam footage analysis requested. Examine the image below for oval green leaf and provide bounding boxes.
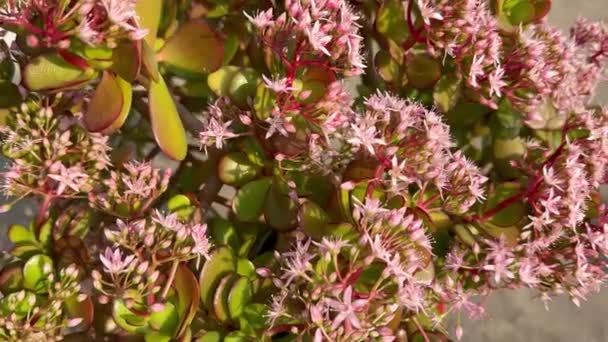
[23,53,96,92]
[157,20,224,76]
[23,254,53,293]
[217,152,261,186]
[148,76,188,161]
[233,177,272,222]
[199,246,237,310]
[227,276,252,319]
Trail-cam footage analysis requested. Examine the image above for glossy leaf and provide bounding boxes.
[300,200,329,240]
[228,68,260,108]
[23,53,96,92]
[208,66,241,96]
[263,183,298,231]
[84,71,132,133]
[212,273,236,324]
[210,218,241,251]
[217,152,261,186]
[8,224,34,244]
[148,76,188,160]
[199,246,237,310]
[136,0,163,46]
[148,302,180,336]
[405,52,442,89]
[227,276,252,319]
[0,82,22,108]
[376,0,410,44]
[112,41,142,82]
[236,258,256,278]
[23,254,53,293]
[173,265,200,338]
[157,20,224,76]
[375,50,401,84]
[142,40,161,82]
[434,73,463,113]
[198,331,222,342]
[233,177,272,222]
[112,299,149,333]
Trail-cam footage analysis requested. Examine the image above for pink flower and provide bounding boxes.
[262,75,294,93]
[191,224,212,259]
[325,286,367,329]
[99,247,135,274]
[244,8,275,29]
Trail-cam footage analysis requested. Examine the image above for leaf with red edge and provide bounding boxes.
[157,20,224,77]
[83,71,132,133]
[23,53,97,92]
[173,265,199,339]
[148,77,188,160]
[65,295,94,329]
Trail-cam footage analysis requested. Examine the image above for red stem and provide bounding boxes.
[406,0,427,43]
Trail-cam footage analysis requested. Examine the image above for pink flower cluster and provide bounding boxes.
[0,103,111,200]
[246,0,365,76]
[0,0,146,49]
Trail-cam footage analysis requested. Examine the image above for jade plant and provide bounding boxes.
[0,0,607,341]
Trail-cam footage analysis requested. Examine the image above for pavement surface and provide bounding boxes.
[0,1,606,341]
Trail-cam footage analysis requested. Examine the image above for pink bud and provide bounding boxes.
[150,303,166,312]
[67,318,83,327]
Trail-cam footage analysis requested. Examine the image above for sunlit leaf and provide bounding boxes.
[84,71,132,133]
[23,53,97,92]
[148,77,188,160]
[199,246,237,310]
[136,0,163,46]
[158,20,224,77]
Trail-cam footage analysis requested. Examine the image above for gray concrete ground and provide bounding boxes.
[0,1,607,341]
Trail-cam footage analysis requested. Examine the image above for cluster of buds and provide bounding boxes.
[247,0,365,77]
[88,161,171,219]
[0,0,146,49]
[345,92,487,215]
[0,100,111,201]
[93,211,212,308]
[417,0,504,107]
[0,264,88,341]
[270,201,439,341]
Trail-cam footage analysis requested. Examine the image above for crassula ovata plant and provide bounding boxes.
[0,0,607,341]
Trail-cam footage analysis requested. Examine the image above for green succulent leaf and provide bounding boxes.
[434,73,463,113]
[158,20,224,77]
[23,53,96,92]
[263,182,298,231]
[23,254,54,294]
[148,76,188,161]
[218,152,262,186]
[212,273,237,324]
[136,0,163,46]
[84,71,132,133]
[405,52,442,89]
[227,276,252,319]
[376,0,410,44]
[199,246,237,310]
[173,265,200,339]
[210,218,241,251]
[0,81,22,108]
[300,200,329,240]
[233,177,273,222]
